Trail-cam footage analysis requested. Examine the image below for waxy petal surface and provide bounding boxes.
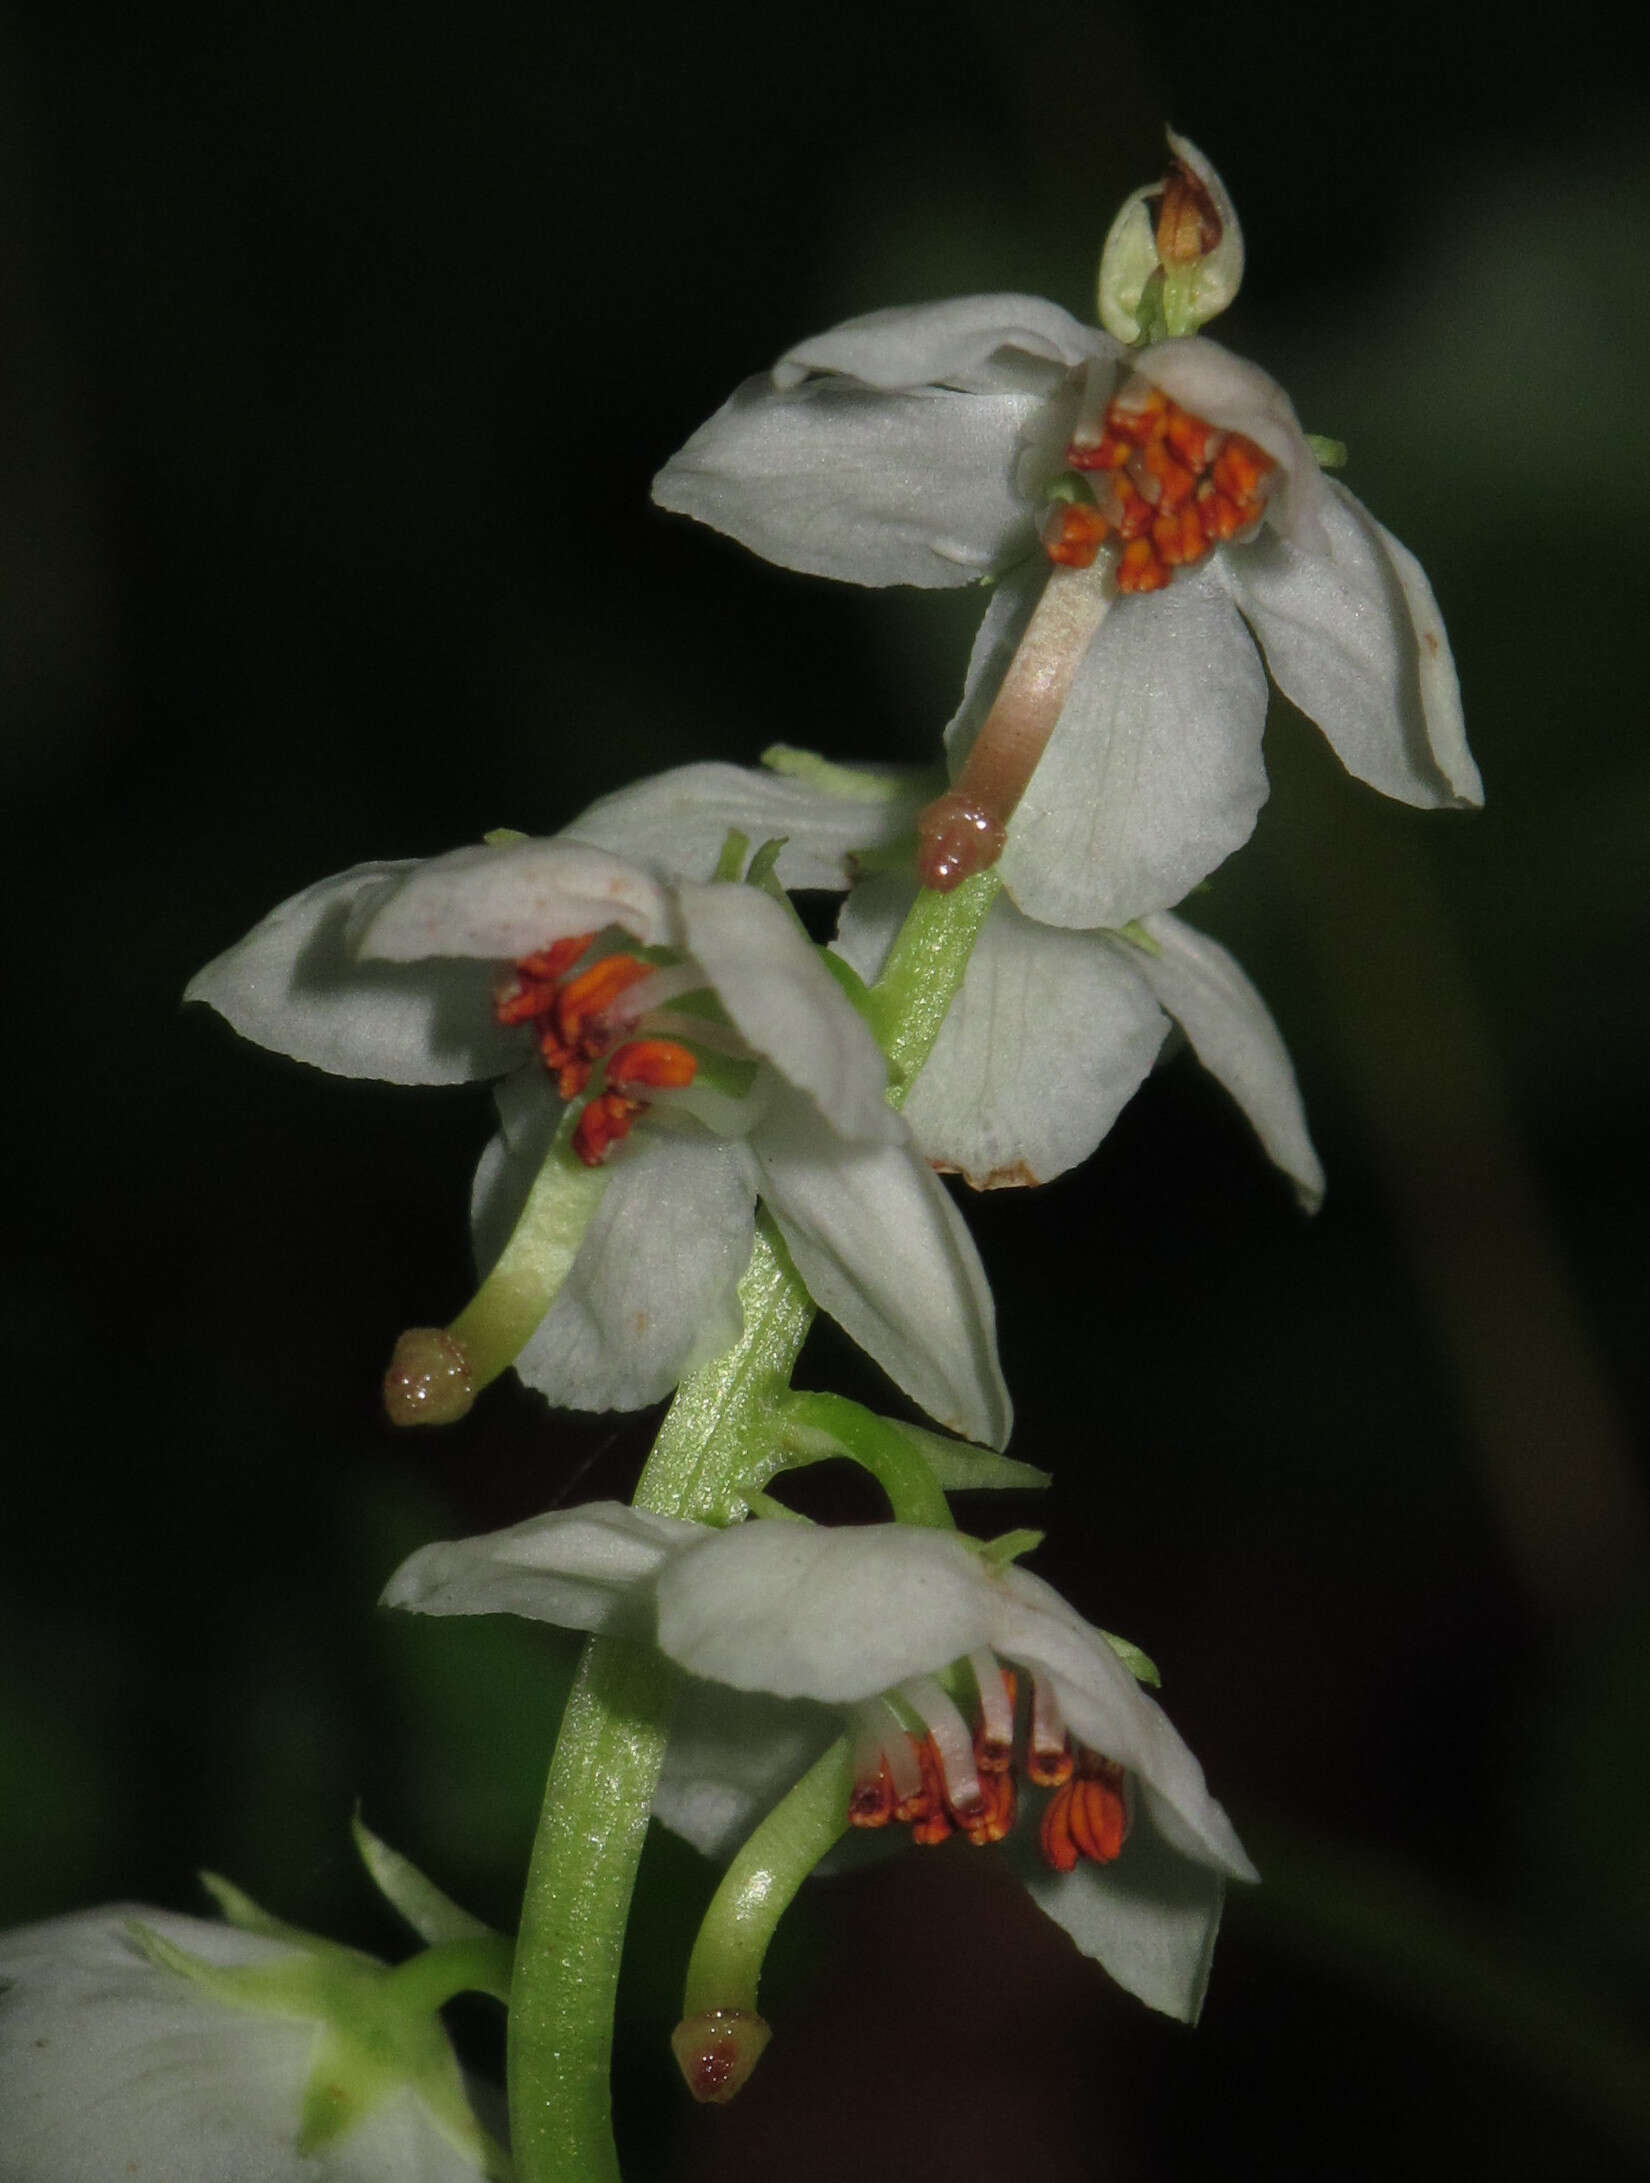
[360,840,673,961]
[751,1087,1012,1449]
[1219,479,1481,808]
[1014,1807,1226,2023]
[770,293,1114,392]
[381,1503,699,1633]
[1126,913,1324,1210]
[472,1116,754,1413]
[991,572,1271,929]
[185,864,521,1087]
[654,374,1046,587]
[563,761,926,892]
[656,1522,1000,1700]
[836,875,1169,1188]
[676,883,900,1143]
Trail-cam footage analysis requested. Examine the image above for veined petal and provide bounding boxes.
[836,877,1170,1189]
[360,840,673,961]
[655,1522,999,1701]
[993,1565,1255,1882]
[562,761,926,891]
[185,864,521,1087]
[473,1120,755,1412]
[380,1501,699,1633]
[1138,335,1329,551]
[1013,1806,1226,2023]
[1219,480,1482,808]
[653,373,1046,588]
[1119,914,1325,1211]
[999,577,1270,929]
[770,293,1116,392]
[753,1086,1012,1448]
[676,883,899,1144]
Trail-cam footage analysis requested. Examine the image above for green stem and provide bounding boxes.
[510,873,997,2181]
[681,1738,854,2018]
[508,1229,813,2182]
[384,1935,517,2012]
[868,869,1002,1098]
[771,1391,955,1529]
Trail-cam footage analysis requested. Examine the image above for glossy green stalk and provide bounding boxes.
[509,875,997,2181]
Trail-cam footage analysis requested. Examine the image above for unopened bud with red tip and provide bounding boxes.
[1099,130,1244,345]
[670,2009,773,2104]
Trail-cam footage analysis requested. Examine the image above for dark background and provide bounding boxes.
[2,2,1646,2175]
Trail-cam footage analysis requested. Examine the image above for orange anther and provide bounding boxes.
[1026,1737,1074,1789]
[572,1089,643,1166]
[848,1761,896,1829]
[1041,500,1110,569]
[1165,410,1223,469]
[1141,439,1197,511]
[1049,390,1275,588]
[1117,539,1171,594]
[959,1770,1017,1847]
[1039,1754,1129,1872]
[555,953,655,1045]
[605,1038,698,1090]
[1152,506,1207,567]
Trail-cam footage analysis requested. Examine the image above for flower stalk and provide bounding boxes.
[507,875,1003,2180]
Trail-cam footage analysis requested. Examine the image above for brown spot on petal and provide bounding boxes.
[961,1160,1042,1192]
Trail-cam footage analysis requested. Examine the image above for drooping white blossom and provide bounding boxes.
[385,1504,1254,2022]
[187,838,1009,1445]
[654,295,1480,929]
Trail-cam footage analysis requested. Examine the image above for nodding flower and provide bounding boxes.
[384,1503,1256,2027]
[187,837,1009,1445]
[653,215,1479,927]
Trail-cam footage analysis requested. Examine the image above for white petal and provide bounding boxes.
[993,1565,1255,1882]
[1220,479,1482,807]
[380,1502,700,1633]
[770,293,1115,392]
[475,1126,755,1412]
[0,1910,489,2182]
[676,883,900,1143]
[652,1684,841,1860]
[562,761,926,891]
[905,897,1170,1188]
[1136,336,1328,550]
[1121,914,1325,1210]
[185,863,521,1086]
[999,578,1270,929]
[360,840,673,961]
[653,373,1045,587]
[1013,1805,1227,2022]
[753,1086,1012,1447]
[655,1522,998,1701]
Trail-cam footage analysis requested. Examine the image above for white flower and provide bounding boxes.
[566,757,1323,1204]
[836,872,1323,1202]
[0,1905,502,2183]
[654,297,1481,928]
[384,1503,1256,2022]
[187,838,1009,1446]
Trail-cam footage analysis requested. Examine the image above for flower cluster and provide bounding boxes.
[160,130,1482,2167]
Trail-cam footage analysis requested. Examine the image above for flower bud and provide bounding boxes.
[1099,130,1244,344]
